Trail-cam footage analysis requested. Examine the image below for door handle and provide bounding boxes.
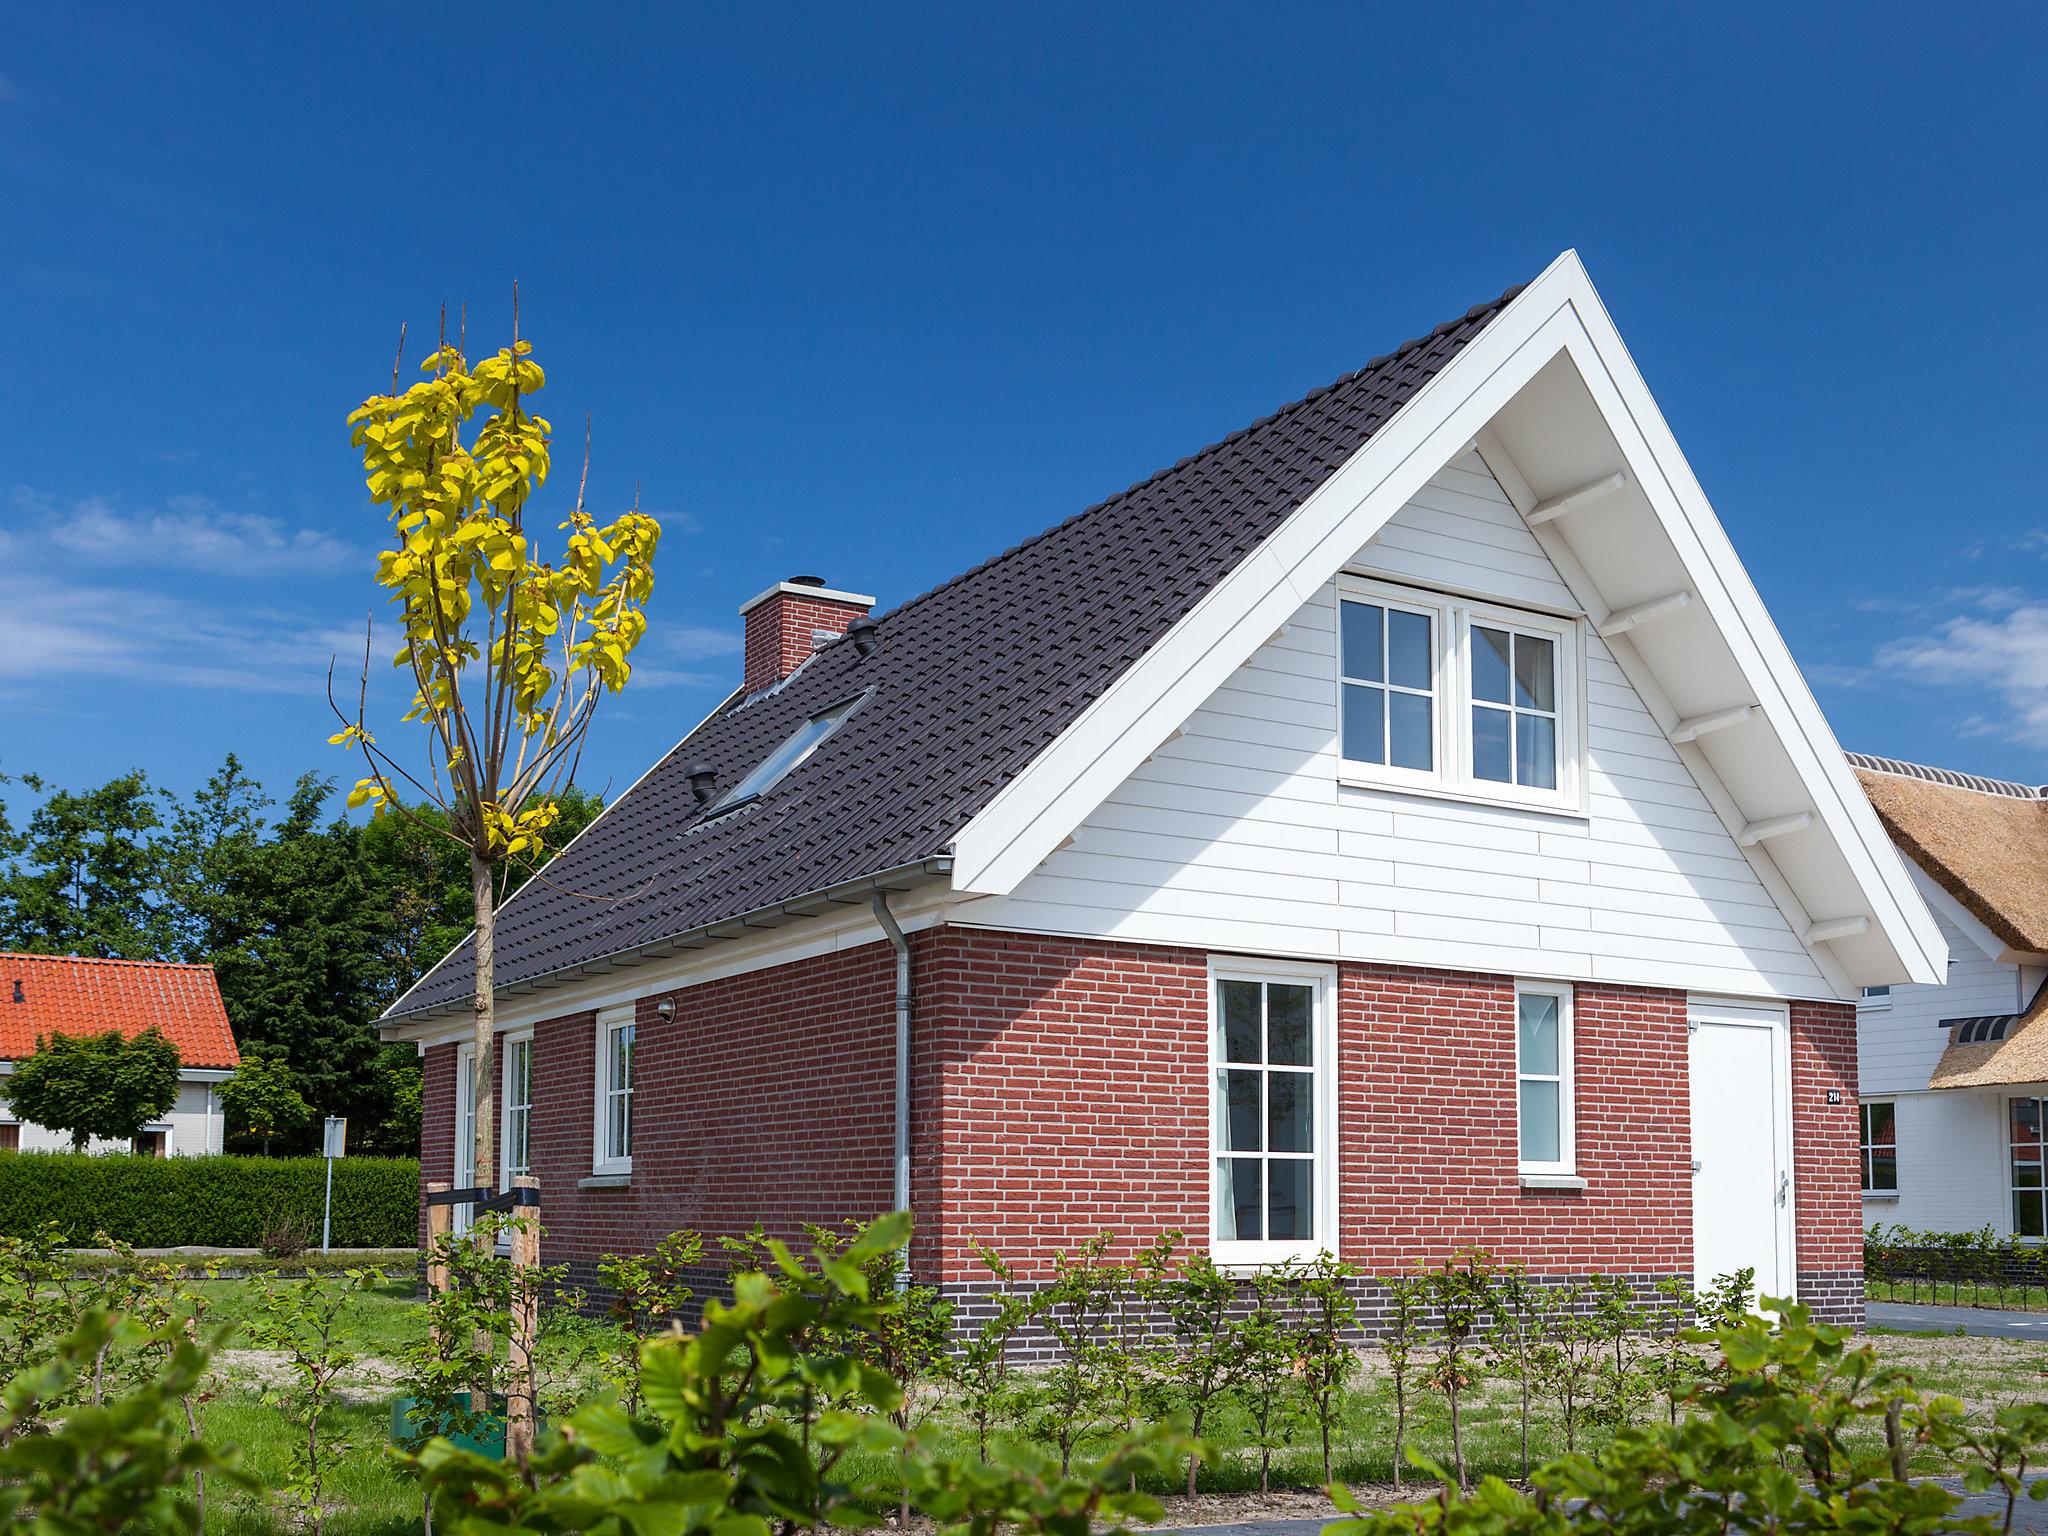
[1777,1170,1789,1206]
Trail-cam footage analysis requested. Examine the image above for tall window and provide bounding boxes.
[1336,577,1579,809]
[595,1012,635,1174]
[1515,982,1574,1175]
[1339,599,1435,772]
[1860,1101,1897,1193]
[2012,1097,2045,1238]
[1211,964,1331,1261]
[504,1036,533,1182]
[454,1050,477,1183]
[1471,624,1557,790]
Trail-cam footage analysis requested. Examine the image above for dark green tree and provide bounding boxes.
[2,1027,181,1150]
[0,771,176,958]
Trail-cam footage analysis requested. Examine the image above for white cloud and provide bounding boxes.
[14,489,360,577]
[1880,602,2048,747]
[0,580,367,699]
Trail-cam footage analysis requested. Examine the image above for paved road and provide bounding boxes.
[1170,1479,2048,1532]
[1868,1300,2048,1339]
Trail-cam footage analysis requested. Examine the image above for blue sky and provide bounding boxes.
[3,3,2044,814]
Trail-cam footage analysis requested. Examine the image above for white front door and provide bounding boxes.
[1688,1001,1795,1300]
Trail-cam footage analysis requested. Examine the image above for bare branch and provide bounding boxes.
[390,321,408,394]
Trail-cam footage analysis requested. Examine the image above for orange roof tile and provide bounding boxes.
[0,953,241,1071]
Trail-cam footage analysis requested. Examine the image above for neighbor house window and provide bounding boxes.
[1515,982,1575,1175]
[594,1008,635,1175]
[1337,577,1579,808]
[0,1124,17,1153]
[1210,961,1335,1263]
[1859,986,1893,1010]
[2012,1097,2046,1239]
[503,1034,533,1183]
[1860,1101,1898,1193]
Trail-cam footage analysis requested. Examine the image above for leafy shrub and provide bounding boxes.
[0,1151,418,1248]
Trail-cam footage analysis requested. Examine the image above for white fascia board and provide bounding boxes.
[947,250,1946,988]
[1903,860,2012,965]
[379,686,747,1030]
[950,254,1586,895]
[1547,275,1945,986]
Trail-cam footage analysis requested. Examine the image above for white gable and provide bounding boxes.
[963,454,1837,1000]
[949,252,1945,990]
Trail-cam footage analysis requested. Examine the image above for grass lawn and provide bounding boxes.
[1867,1276,2048,1311]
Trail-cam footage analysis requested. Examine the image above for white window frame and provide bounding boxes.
[1334,584,1449,791]
[1858,985,1893,1012]
[1859,1099,1898,1195]
[2010,1096,2045,1242]
[1514,980,1576,1178]
[1206,956,1339,1268]
[1335,575,1585,815]
[592,1005,636,1177]
[501,1030,534,1189]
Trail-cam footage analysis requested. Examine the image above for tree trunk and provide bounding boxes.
[470,847,497,1189]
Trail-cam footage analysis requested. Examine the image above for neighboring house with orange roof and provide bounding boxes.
[0,952,241,1156]
[1849,755,2048,1237]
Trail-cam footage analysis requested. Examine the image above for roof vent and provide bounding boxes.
[684,763,718,806]
[10,979,21,1004]
[788,575,827,587]
[847,616,879,657]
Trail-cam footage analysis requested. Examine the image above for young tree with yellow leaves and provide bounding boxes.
[331,318,659,1188]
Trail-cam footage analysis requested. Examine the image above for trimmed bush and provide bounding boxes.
[0,1152,419,1249]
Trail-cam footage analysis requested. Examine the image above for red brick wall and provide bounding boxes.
[1790,998,1862,1279]
[416,942,898,1279]
[1341,967,1691,1272]
[914,928,1211,1282]
[419,1040,457,1243]
[742,591,869,693]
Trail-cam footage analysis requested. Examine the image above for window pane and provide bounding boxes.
[1518,992,1560,1076]
[1513,633,1555,711]
[1268,1160,1312,1241]
[1519,1079,1561,1163]
[2015,1160,2043,1190]
[1472,625,1512,704]
[2018,1190,2046,1240]
[2012,1097,2042,1148]
[1389,690,1433,771]
[1268,1072,1313,1153]
[1388,609,1432,691]
[1867,1102,1895,1146]
[1340,602,1384,683]
[1869,1152,1898,1192]
[1218,1157,1262,1241]
[1218,1069,1262,1151]
[1342,683,1386,764]
[1517,713,1557,790]
[1219,981,1262,1062]
[1473,706,1511,783]
[1267,984,1313,1066]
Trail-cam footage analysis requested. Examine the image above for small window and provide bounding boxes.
[1515,982,1574,1175]
[1339,599,1436,772]
[0,1124,17,1153]
[1860,1101,1898,1193]
[2011,1097,2045,1239]
[594,1012,635,1174]
[715,694,867,811]
[1859,985,1893,1011]
[504,1035,533,1182]
[1471,624,1557,790]
[1210,962,1334,1263]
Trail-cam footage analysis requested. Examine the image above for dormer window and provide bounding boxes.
[712,693,867,813]
[1336,576,1582,812]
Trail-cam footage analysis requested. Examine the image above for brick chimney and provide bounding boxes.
[740,576,875,694]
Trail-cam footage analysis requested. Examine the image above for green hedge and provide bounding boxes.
[0,1152,419,1248]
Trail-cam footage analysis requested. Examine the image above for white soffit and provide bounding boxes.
[948,251,1946,989]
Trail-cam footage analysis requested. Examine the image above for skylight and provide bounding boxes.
[712,694,866,813]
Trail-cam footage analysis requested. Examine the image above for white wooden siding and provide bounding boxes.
[968,453,1834,1000]
[1863,1089,2011,1235]
[1858,889,2024,1096]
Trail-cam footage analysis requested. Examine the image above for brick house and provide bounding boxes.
[381,252,1946,1327]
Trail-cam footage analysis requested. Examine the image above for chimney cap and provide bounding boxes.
[739,579,877,616]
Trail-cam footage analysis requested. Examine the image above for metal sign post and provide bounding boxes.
[321,1116,346,1253]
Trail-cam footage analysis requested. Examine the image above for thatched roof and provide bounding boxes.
[1850,754,2048,956]
[1929,980,2048,1090]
